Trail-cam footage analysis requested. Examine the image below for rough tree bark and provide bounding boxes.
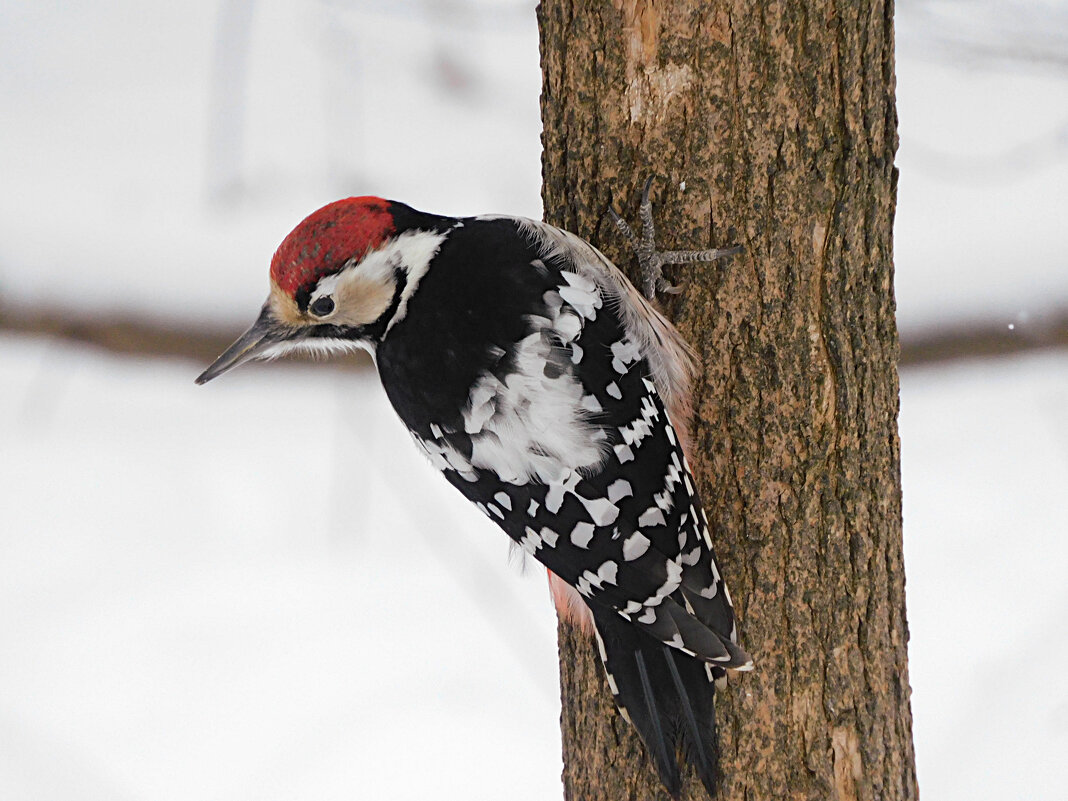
[538,2,917,800]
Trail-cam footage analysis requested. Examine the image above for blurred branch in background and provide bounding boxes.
[901,310,1068,366]
[2,301,1065,370]
[1,0,1064,371]
[898,0,1068,72]
[0,303,372,372]
[903,121,1068,184]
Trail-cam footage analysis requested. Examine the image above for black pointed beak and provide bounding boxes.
[195,305,290,385]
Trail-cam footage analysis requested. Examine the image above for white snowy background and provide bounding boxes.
[1,1,1066,799]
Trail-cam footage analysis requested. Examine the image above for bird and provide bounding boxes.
[197,179,752,798]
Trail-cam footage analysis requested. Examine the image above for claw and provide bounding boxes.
[640,175,655,205]
[612,177,742,301]
[608,206,638,248]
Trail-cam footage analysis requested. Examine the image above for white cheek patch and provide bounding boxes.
[307,230,447,333]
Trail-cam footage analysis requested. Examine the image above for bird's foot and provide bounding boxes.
[609,176,743,301]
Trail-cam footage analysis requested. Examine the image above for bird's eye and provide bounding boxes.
[310,296,335,317]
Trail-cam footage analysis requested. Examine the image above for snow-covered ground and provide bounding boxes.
[900,352,1068,800]
[0,336,562,801]
[2,1,1066,799]
[2,339,1066,800]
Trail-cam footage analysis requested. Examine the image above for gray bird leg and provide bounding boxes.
[610,176,742,301]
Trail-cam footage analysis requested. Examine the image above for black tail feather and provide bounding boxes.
[664,648,718,793]
[634,649,681,795]
[591,606,722,798]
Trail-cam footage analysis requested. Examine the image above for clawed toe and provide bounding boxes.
[610,177,742,301]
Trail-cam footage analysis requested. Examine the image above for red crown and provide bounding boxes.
[270,197,394,297]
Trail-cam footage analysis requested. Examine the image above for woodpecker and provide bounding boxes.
[197,181,752,798]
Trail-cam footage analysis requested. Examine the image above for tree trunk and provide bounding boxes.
[537,2,917,800]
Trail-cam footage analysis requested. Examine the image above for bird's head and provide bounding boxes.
[196,196,442,384]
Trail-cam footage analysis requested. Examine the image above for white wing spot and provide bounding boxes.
[610,339,641,374]
[605,671,620,695]
[520,527,542,555]
[597,560,619,585]
[594,628,609,660]
[607,479,633,503]
[558,285,600,320]
[681,546,703,566]
[570,522,595,549]
[619,418,653,446]
[494,492,512,511]
[606,382,622,400]
[637,506,667,528]
[583,497,620,526]
[411,433,478,482]
[648,558,684,603]
[654,489,673,512]
[622,531,651,561]
[554,311,582,342]
[576,575,595,598]
[580,394,602,413]
[545,469,581,513]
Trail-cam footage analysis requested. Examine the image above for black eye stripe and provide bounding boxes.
[295,285,313,313]
[310,296,335,316]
